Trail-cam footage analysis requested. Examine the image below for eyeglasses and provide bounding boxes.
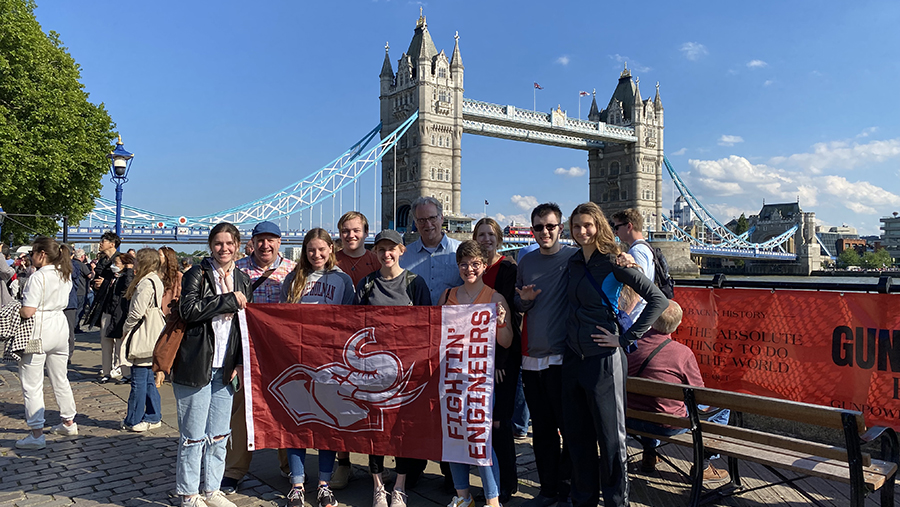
[610,222,627,231]
[532,223,560,233]
[415,215,440,225]
[458,261,484,271]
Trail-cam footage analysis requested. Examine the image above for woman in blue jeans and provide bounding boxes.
[280,229,355,507]
[173,223,252,507]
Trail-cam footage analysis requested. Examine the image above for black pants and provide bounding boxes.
[368,455,425,477]
[492,352,521,498]
[522,365,571,500]
[562,349,629,507]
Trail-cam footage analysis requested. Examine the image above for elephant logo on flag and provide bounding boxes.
[267,327,426,432]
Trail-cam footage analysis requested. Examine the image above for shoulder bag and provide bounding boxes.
[126,278,166,362]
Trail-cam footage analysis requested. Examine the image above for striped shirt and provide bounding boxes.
[236,254,296,304]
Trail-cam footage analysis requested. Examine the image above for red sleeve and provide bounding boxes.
[681,351,705,388]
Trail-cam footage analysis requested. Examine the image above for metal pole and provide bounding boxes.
[62,216,68,243]
[392,144,397,231]
[115,180,123,238]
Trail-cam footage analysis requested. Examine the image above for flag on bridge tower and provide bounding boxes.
[533,82,544,90]
[485,200,489,206]
[579,90,590,97]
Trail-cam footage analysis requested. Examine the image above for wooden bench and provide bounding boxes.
[625,377,899,507]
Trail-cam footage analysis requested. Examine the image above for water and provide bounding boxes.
[694,275,879,285]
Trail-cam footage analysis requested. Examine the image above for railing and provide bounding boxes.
[676,274,898,293]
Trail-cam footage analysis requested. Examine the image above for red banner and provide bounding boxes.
[673,287,900,428]
[237,303,497,465]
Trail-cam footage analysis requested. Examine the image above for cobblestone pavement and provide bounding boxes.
[0,330,541,507]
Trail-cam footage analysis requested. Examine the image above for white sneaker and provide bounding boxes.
[126,421,150,432]
[147,421,162,430]
[204,490,236,507]
[15,433,46,450]
[51,422,78,436]
[182,495,208,507]
[448,497,474,507]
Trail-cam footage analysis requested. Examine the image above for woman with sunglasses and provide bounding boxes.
[562,202,666,507]
[14,237,77,449]
[439,240,513,507]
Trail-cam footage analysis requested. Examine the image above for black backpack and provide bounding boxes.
[632,240,675,299]
[359,270,419,305]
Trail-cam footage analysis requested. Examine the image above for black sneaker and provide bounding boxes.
[220,476,239,495]
[287,486,305,507]
[317,485,337,507]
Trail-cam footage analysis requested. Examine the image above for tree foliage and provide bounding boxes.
[0,0,116,245]
[861,249,893,270]
[735,213,750,235]
[837,248,860,268]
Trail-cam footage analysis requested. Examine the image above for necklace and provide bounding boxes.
[460,285,481,304]
[344,252,367,272]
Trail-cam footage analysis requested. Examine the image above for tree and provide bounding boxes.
[735,213,750,235]
[861,249,892,270]
[0,0,116,244]
[837,248,860,268]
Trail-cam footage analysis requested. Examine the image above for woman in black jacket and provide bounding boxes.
[172,223,252,507]
[562,202,666,507]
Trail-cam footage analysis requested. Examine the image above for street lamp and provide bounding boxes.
[107,135,134,237]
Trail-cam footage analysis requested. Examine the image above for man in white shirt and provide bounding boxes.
[610,209,655,324]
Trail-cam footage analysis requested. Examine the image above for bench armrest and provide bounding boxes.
[861,426,891,443]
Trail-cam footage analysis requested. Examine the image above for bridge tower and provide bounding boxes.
[587,65,665,232]
[379,11,464,231]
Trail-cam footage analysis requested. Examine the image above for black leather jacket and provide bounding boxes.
[172,258,253,388]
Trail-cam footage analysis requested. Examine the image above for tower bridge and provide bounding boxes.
[72,11,822,273]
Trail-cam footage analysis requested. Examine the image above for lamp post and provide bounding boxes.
[107,135,134,237]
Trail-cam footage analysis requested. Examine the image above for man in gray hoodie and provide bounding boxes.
[515,203,576,507]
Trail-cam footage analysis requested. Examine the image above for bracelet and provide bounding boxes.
[497,321,507,329]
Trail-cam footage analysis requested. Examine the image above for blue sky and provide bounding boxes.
[35,0,900,236]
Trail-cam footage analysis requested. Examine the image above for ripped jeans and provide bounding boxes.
[173,368,234,496]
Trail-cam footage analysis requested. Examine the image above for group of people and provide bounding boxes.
[6,195,721,507]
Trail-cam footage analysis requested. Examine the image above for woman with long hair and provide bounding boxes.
[121,248,165,432]
[562,202,666,507]
[158,246,183,315]
[173,223,252,507]
[279,228,354,507]
[14,237,78,449]
[472,217,522,502]
[439,240,513,507]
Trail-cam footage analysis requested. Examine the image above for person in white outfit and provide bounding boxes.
[16,236,78,450]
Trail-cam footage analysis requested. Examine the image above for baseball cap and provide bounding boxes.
[374,229,403,246]
[251,221,281,238]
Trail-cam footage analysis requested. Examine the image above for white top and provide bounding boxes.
[209,267,235,369]
[22,265,72,340]
[627,241,655,324]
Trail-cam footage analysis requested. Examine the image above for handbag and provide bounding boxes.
[126,278,166,362]
[153,267,205,374]
[23,275,44,355]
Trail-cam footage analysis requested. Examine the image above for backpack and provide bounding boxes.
[359,270,419,305]
[632,240,675,299]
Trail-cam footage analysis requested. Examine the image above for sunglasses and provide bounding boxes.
[532,223,561,233]
[610,222,627,231]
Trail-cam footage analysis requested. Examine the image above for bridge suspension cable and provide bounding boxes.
[88,112,419,228]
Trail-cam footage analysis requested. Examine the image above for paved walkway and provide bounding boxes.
[1,330,896,506]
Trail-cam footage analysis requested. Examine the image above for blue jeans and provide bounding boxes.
[286,448,337,485]
[626,407,731,468]
[511,373,530,435]
[124,366,161,426]
[449,447,501,501]
[173,368,234,496]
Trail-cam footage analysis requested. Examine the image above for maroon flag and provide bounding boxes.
[238,303,498,465]
[534,82,544,90]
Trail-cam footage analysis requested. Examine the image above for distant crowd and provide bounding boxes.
[2,196,729,507]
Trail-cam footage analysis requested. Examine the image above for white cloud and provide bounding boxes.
[671,148,687,156]
[687,156,798,200]
[763,80,774,87]
[718,135,744,146]
[747,60,768,68]
[857,127,879,138]
[680,42,708,61]
[554,166,586,177]
[820,176,900,213]
[768,137,900,173]
[493,213,531,227]
[609,54,651,72]
[511,194,538,211]
[556,56,570,66]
